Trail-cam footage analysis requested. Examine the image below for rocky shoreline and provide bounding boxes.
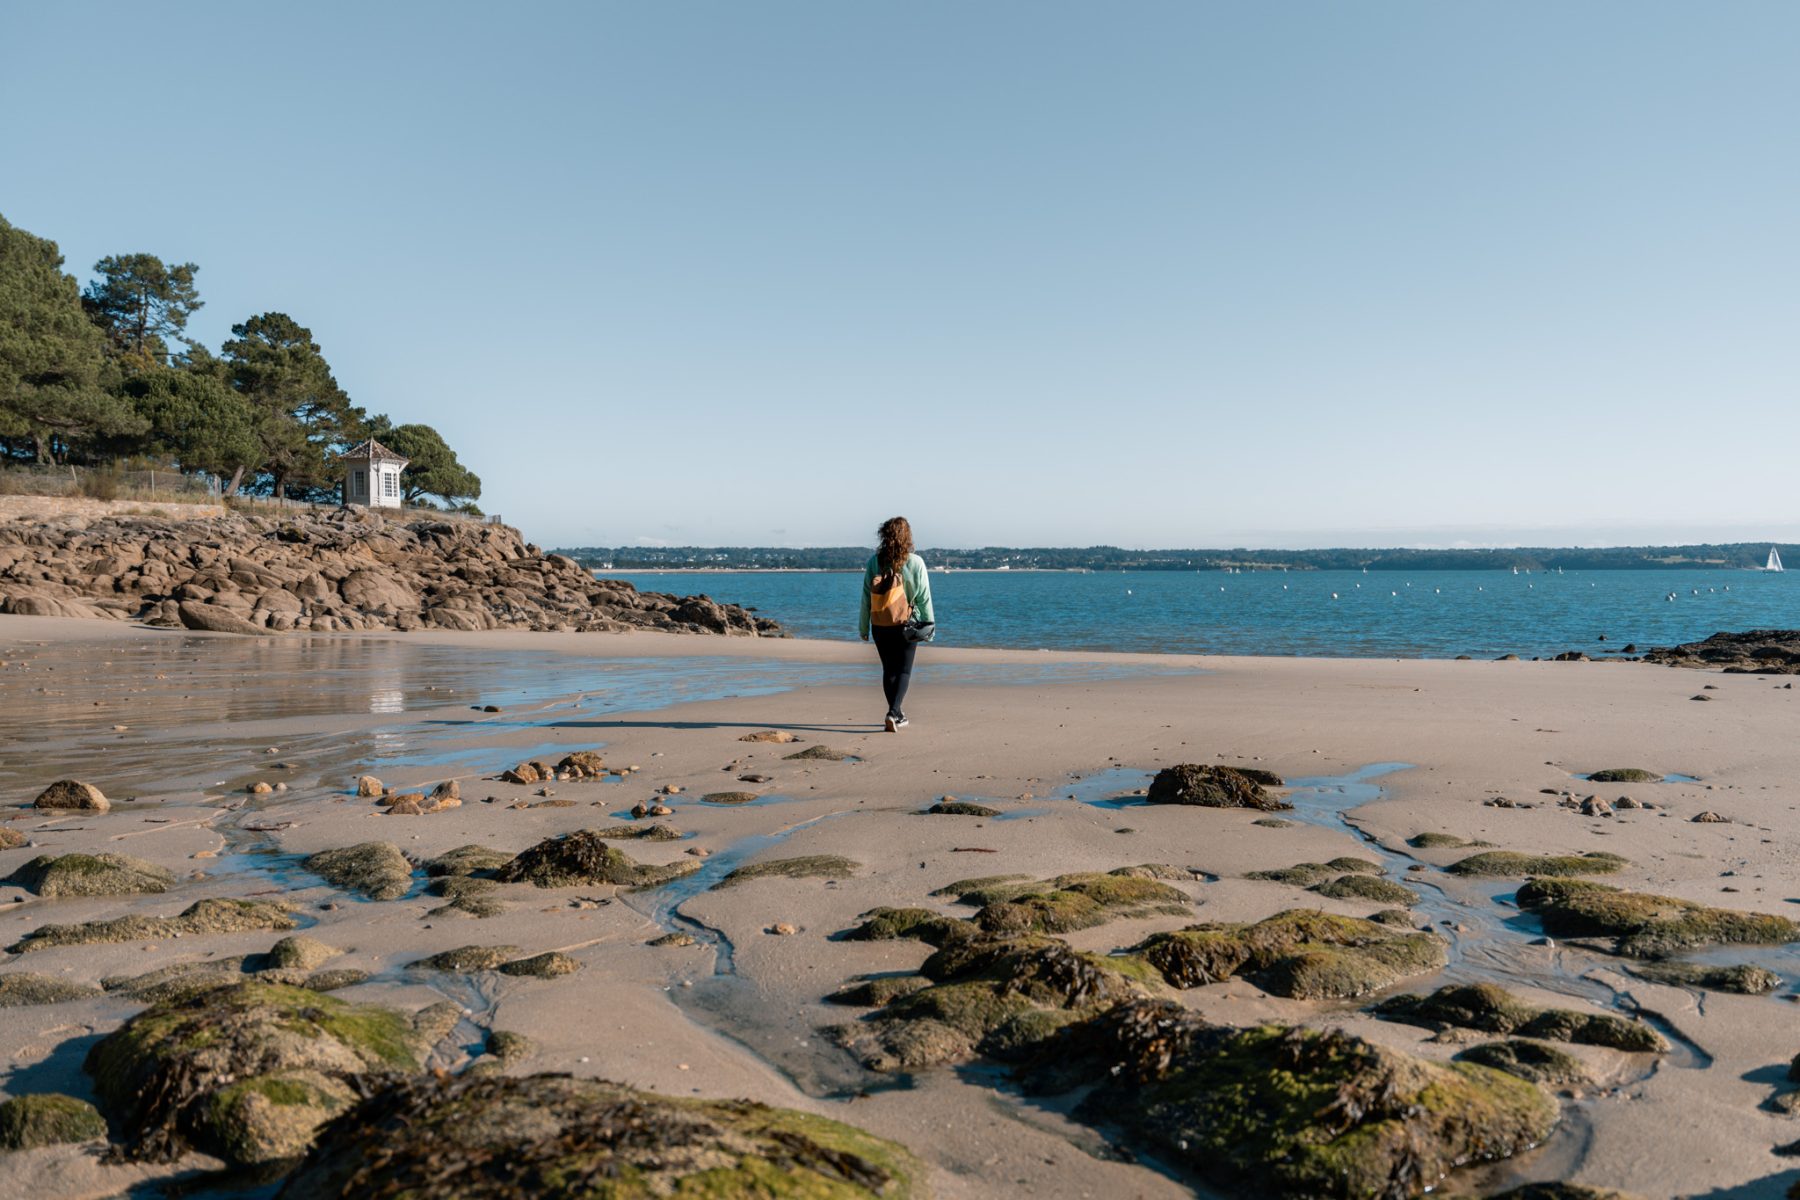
[1644,629,1800,675]
[0,508,781,636]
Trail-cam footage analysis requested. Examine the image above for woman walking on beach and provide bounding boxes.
[860,516,934,732]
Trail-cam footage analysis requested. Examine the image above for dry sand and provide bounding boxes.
[2,615,1797,1198]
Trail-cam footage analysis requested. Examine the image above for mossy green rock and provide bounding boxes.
[1127,909,1446,999]
[829,975,933,1007]
[494,830,700,890]
[303,842,412,900]
[714,854,861,889]
[847,907,971,946]
[267,935,340,971]
[276,1071,923,1198]
[497,951,581,978]
[1407,833,1488,849]
[1023,1003,1555,1200]
[410,945,522,972]
[783,744,853,761]
[1446,851,1627,878]
[85,981,423,1165]
[973,871,1190,935]
[422,844,512,876]
[0,1093,107,1150]
[1309,874,1421,906]
[1374,983,1666,1052]
[1146,763,1289,810]
[9,897,295,953]
[0,971,103,1006]
[702,791,761,805]
[4,852,175,897]
[1626,961,1782,994]
[1586,769,1664,783]
[831,933,1145,1071]
[1516,878,1800,958]
[1455,1039,1589,1086]
[591,822,684,841]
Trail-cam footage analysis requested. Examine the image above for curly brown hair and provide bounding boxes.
[876,516,913,575]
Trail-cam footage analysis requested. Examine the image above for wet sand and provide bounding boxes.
[2,615,1798,1198]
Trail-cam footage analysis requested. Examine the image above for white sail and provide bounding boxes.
[1770,547,1784,572]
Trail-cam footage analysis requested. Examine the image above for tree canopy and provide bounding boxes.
[368,419,482,505]
[222,312,365,499]
[0,215,142,461]
[82,253,202,368]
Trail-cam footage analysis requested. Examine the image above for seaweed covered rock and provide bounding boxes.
[497,951,581,978]
[1455,1040,1589,1086]
[0,1093,107,1150]
[409,945,523,972]
[1645,630,1800,675]
[1515,878,1800,958]
[102,957,249,1003]
[1446,851,1627,878]
[85,981,425,1165]
[32,779,109,812]
[784,744,852,761]
[1585,769,1664,783]
[266,935,340,972]
[846,907,973,946]
[9,897,295,953]
[1407,833,1488,849]
[1146,763,1289,810]
[1019,1000,1555,1200]
[1626,961,1782,994]
[303,842,412,900]
[1246,857,1383,886]
[494,830,700,890]
[276,1071,921,1199]
[1309,874,1421,906]
[4,851,175,897]
[591,822,684,841]
[924,800,1001,817]
[971,871,1191,934]
[1126,909,1447,999]
[0,972,103,1006]
[713,854,861,889]
[1374,983,1666,1052]
[830,933,1147,1071]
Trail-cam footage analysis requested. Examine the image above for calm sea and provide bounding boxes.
[608,568,1799,660]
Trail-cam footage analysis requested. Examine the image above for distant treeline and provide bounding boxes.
[560,544,1793,572]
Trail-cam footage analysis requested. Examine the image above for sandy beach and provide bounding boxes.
[3,615,1797,1198]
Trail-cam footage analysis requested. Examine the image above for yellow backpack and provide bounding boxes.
[869,567,911,627]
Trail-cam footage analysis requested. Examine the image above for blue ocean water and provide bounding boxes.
[610,568,1799,659]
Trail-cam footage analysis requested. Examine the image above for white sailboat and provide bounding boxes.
[1768,546,1784,573]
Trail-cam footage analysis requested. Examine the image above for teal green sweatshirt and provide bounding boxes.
[859,552,934,637]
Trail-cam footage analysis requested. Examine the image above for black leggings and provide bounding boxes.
[871,624,917,718]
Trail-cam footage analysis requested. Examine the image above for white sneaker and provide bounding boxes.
[892,715,909,730]
[884,714,898,733]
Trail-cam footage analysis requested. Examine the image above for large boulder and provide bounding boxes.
[178,600,273,636]
[4,851,175,897]
[1146,764,1290,810]
[277,1072,923,1199]
[303,842,413,901]
[32,779,109,812]
[85,981,427,1165]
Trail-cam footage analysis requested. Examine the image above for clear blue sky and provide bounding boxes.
[5,2,1797,549]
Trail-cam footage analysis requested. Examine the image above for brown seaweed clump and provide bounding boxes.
[1018,1000,1556,1200]
[494,830,699,890]
[85,981,428,1166]
[1515,878,1800,958]
[276,1071,923,1199]
[1124,909,1447,999]
[1374,983,1666,1053]
[1146,763,1289,810]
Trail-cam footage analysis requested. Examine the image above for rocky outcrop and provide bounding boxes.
[0,508,782,636]
[1146,764,1289,810]
[1645,629,1800,674]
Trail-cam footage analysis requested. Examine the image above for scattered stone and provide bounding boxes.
[925,800,1001,816]
[297,969,369,992]
[1586,768,1664,783]
[1375,983,1665,1052]
[277,1072,917,1198]
[739,729,798,743]
[4,851,174,897]
[649,931,696,948]
[1126,909,1447,999]
[714,855,861,890]
[1691,811,1729,823]
[497,951,581,978]
[1691,693,1712,701]
[554,751,607,779]
[85,981,424,1165]
[0,826,26,849]
[591,822,684,841]
[494,830,700,890]
[485,1030,534,1064]
[354,775,383,797]
[769,923,799,936]
[701,791,760,805]
[1626,961,1781,994]
[1145,763,1289,810]
[303,842,413,900]
[1516,878,1800,957]
[738,773,773,783]
[784,745,851,761]
[267,935,340,971]
[0,1093,107,1150]
[0,972,103,1006]
[102,957,250,1002]
[410,945,523,972]
[1407,833,1487,849]
[1251,817,1297,828]
[32,779,109,812]
[1455,1039,1590,1086]
[423,844,512,877]
[9,898,295,953]
[1446,850,1628,878]
[1579,796,1614,817]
